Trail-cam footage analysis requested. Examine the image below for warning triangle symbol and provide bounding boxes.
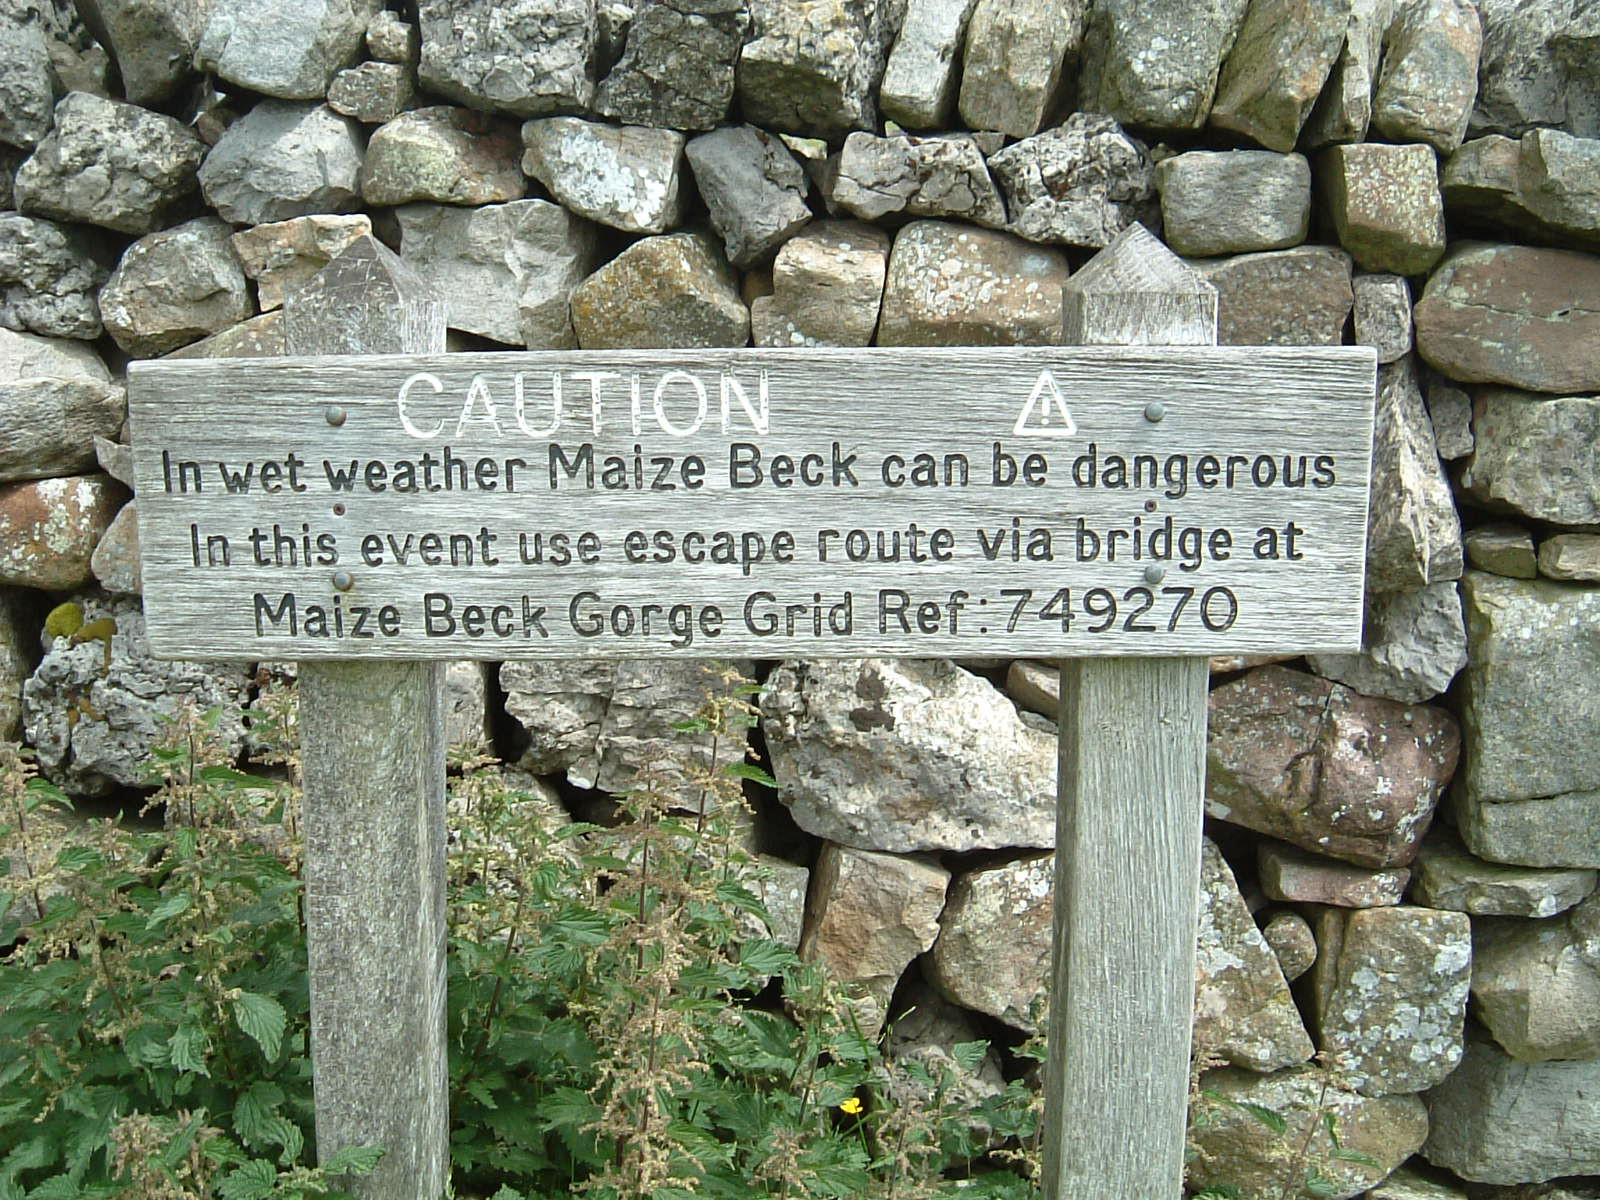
[1013,369,1078,437]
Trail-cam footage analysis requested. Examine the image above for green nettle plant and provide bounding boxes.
[0,669,1042,1199]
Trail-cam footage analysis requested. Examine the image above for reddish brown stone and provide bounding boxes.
[0,475,126,590]
[1206,665,1460,868]
[1415,243,1600,393]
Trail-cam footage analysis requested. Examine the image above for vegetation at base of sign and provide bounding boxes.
[0,674,1041,1199]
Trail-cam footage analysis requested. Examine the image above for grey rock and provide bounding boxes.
[521,117,684,234]
[760,658,1057,853]
[1307,582,1466,703]
[877,220,1069,346]
[1,796,108,926]
[397,200,599,347]
[1440,133,1524,227]
[594,0,746,131]
[595,1,636,72]
[200,101,365,225]
[1323,142,1447,277]
[1518,127,1600,241]
[93,435,132,488]
[0,328,122,484]
[830,132,1003,227]
[0,475,123,590]
[570,230,747,349]
[1365,356,1463,594]
[1422,1031,1600,1183]
[328,61,416,124]
[23,596,252,796]
[1207,664,1460,869]
[90,500,139,595]
[443,661,490,753]
[15,91,205,235]
[1353,273,1413,363]
[1423,375,1472,460]
[1259,841,1410,907]
[988,114,1153,248]
[501,659,753,794]
[1303,0,1396,146]
[418,0,595,117]
[1456,572,1600,868]
[1,588,39,741]
[1005,659,1059,719]
[0,5,55,150]
[1078,0,1250,132]
[1541,533,1600,582]
[1470,0,1600,138]
[1209,0,1351,152]
[736,0,894,141]
[365,9,418,64]
[956,0,1084,138]
[1187,245,1354,346]
[751,219,887,348]
[78,0,208,105]
[1415,241,1600,394]
[1460,390,1600,526]
[99,218,252,358]
[1262,910,1318,981]
[1371,0,1483,153]
[1189,1066,1429,1198]
[363,106,525,208]
[230,214,373,312]
[1364,1167,1469,1200]
[686,124,811,267]
[0,148,18,210]
[1195,840,1316,1071]
[0,213,112,340]
[163,311,285,359]
[925,854,1053,1033]
[1155,150,1310,257]
[885,982,1007,1119]
[1472,891,1600,1061]
[801,843,949,1040]
[1310,904,1471,1094]
[880,0,978,128]
[1413,827,1597,918]
[1464,523,1537,579]
[197,0,379,99]
[1460,790,1600,873]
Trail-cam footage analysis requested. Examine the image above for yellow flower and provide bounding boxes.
[839,1097,863,1115]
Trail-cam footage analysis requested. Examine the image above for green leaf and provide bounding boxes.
[321,1145,384,1174]
[53,845,99,874]
[144,891,192,929]
[722,762,777,787]
[1233,1100,1287,1134]
[260,1116,303,1166]
[234,1083,286,1149]
[738,939,797,977]
[26,1177,83,1200]
[1328,1148,1380,1167]
[217,1160,277,1200]
[168,1024,210,1076]
[0,1136,52,1180]
[952,1039,990,1071]
[233,992,286,1062]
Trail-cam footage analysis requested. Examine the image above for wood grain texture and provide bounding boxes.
[127,343,1376,661]
[287,238,451,1200]
[1044,225,1216,1200]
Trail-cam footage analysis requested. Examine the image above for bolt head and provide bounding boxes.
[332,570,354,591]
[1144,401,1166,423]
[325,405,347,427]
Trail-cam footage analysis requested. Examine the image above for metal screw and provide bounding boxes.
[332,570,354,591]
[1144,564,1167,584]
[1144,401,1166,423]
[325,405,347,427]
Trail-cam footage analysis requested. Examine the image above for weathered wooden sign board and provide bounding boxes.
[128,345,1374,660]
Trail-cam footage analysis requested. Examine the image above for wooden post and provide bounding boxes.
[1044,224,1218,1198]
[282,238,451,1198]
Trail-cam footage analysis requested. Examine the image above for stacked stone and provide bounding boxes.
[2,0,1600,1192]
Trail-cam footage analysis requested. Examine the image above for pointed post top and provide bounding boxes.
[282,235,447,357]
[1063,223,1218,348]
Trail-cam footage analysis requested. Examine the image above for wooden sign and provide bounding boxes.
[128,345,1375,661]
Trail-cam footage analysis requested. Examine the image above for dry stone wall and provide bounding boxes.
[1,0,1598,1193]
